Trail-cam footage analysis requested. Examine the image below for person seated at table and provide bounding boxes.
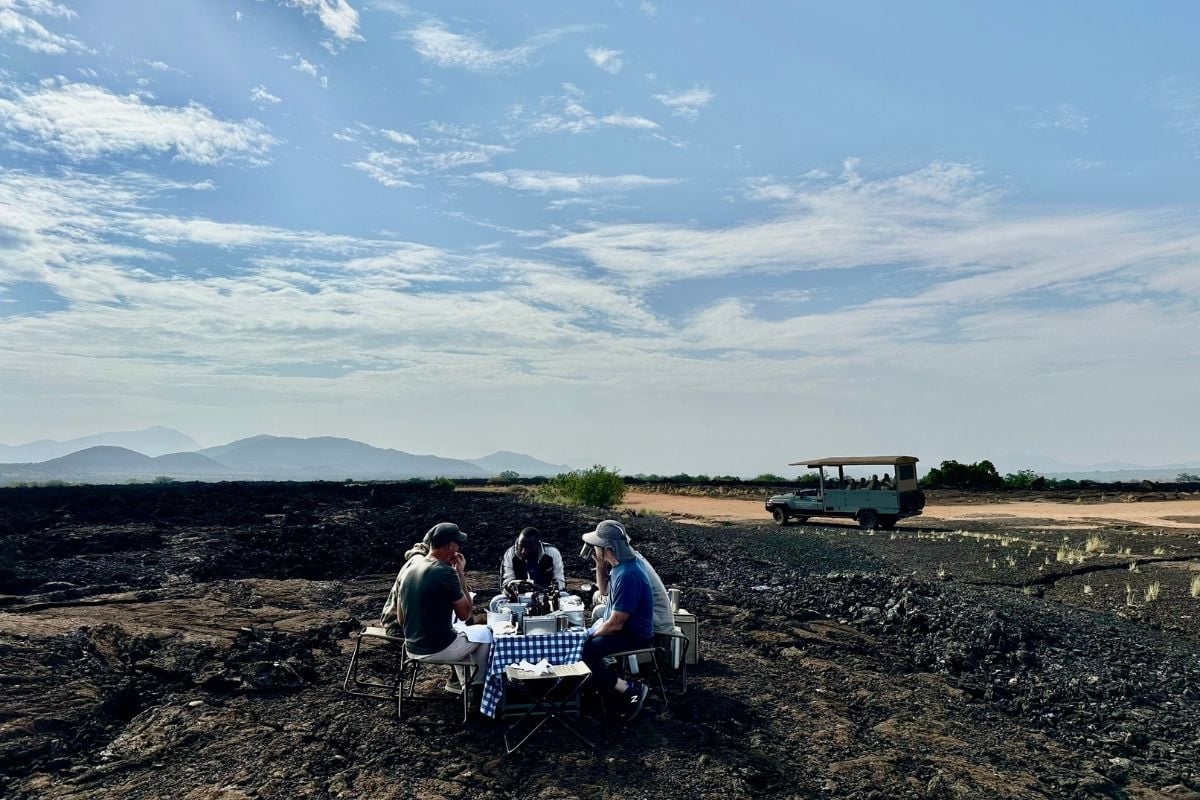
[379,526,434,636]
[580,520,652,721]
[399,522,489,694]
[501,527,566,598]
[591,521,675,636]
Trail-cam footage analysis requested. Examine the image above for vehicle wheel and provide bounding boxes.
[878,516,897,531]
[857,510,878,530]
[772,507,789,526]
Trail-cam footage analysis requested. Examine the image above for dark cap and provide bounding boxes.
[428,522,467,548]
[518,526,539,540]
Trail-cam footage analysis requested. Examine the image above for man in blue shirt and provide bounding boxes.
[579,519,653,720]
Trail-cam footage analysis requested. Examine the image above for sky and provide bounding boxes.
[0,0,1198,476]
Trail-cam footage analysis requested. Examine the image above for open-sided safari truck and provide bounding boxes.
[764,456,925,530]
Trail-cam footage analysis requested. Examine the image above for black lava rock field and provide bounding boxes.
[1,482,1198,799]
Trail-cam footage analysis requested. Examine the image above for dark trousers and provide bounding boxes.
[581,632,653,695]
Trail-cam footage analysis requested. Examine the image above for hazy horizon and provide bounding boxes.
[2,2,1198,476]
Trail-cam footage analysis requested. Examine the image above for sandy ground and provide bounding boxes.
[621,491,1200,529]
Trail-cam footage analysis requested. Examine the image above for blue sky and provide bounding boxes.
[1,0,1198,475]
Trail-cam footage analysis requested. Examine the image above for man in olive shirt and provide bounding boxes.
[399,522,488,688]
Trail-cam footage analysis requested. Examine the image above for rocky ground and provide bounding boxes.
[1,482,1199,799]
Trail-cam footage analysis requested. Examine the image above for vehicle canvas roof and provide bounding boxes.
[788,456,919,467]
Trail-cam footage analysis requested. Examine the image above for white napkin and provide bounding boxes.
[515,658,552,674]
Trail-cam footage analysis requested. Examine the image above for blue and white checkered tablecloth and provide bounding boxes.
[480,631,587,718]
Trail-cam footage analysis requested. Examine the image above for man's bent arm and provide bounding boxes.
[592,609,629,637]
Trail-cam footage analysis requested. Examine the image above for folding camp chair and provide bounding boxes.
[342,626,405,700]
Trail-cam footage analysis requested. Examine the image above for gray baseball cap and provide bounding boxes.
[582,520,634,561]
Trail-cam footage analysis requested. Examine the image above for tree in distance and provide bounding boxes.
[754,473,785,483]
[541,465,625,507]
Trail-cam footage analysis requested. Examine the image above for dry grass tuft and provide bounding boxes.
[1145,581,1162,602]
[1056,546,1085,566]
[1084,534,1110,554]
[1082,584,1093,595]
[1190,574,1200,599]
[1153,546,1167,556]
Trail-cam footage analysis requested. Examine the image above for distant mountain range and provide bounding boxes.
[0,426,200,462]
[993,453,1200,481]
[0,428,570,484]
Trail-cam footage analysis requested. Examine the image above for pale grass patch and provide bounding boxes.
[1191,574,1200,599]
[1128,561,1140,573]
[1056,546,1085,566]
[1125,583,1134,607]
[1084,534,1110,554]
[936,564,946,580]
[1153,546,1167,555]
[1082,584,1093,595]
[1144,581,1161,602]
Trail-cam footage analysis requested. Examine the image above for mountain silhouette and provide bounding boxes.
[197,435,489,479]
[0,446,228,482]
[469,450,568,476]
[0,426,200,463]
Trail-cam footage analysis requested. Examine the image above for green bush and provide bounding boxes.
[753,473,785,483]
[795,472,820,486]
[921,460,1004,489]
[541,465,626,507]
[1002,469,1041,489]
[431,477,456,491]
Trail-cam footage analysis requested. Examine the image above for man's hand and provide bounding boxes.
[452,552,467,573]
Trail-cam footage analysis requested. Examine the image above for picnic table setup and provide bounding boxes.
[479,599,595,752]
[343,582,697,753]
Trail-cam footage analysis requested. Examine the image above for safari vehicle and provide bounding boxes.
[764,456,925,530]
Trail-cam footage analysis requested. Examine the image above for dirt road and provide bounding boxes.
[622,491,1200,529]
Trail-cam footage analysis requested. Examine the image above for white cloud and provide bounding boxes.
[284,0,362,43]
[740,176,797,202]
[655,85,714,120]
[250,85,282,105]
[639,2,657,17]
[547,159,1200,306]
[586,46,623,75]
[347,125,511,187]
[1033,102,1091,132]
[518,83,659,135]
[473,169,677,194]
[349,150,417,188]
[407,21,584,73]
[292,57,319,77]
[366,0,408,15]
[0,81,276,164]
[0,0,85,53]
[380,128,417,146]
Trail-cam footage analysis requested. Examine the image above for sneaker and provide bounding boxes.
[623,680,648,721]
[443,676,464,695]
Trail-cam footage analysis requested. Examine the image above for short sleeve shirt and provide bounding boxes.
[398,556,463,655]
[608,557,654,640]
